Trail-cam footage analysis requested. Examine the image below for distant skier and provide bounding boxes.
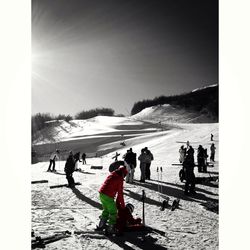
[124,148,137,183]
[179,145,186,163]
[47,149,60,172]
[210,143,216,162]
[183,150,196,195]
[211,133,214,141]
[81,152,86,164]
[64,151,76,188]
[98,166,128,234]
[144,147,154,180]
[115,203,143,235]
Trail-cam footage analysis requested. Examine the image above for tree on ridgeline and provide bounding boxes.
[75,108,114,120]
[130,85,218,121]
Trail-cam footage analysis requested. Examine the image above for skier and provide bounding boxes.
[81,152,86,164]
[98,165,128,234]
[197,145,205,172]
[115,203,143,235]
[210,143,216,162]
[124,148,136,183]
[144,147,154,180]
[179,145,186,163]
[47,149,60,172]
[64,151,76,188]
[211,133,214,141]
[183,149,196,195]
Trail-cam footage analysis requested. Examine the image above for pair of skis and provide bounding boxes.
[32,231,71,249]
[156,166,180,211]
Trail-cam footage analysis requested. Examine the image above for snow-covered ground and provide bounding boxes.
[32,107,218,249]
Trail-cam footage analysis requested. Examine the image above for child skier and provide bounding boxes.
[115,202,143,235]
[98,165,128,234]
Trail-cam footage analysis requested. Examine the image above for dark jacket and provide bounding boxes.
[124,151,134,165]
[64,155,75,174]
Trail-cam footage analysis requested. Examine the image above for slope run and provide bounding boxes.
[131,104,214,124]
[31,122,218,250]
[33,116,145,145]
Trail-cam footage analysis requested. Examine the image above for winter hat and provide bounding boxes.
[126,203,134,213]
[118,166,128,176]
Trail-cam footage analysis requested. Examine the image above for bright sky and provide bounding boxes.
[32,0,218,116]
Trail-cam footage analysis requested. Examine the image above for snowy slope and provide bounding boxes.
[31,106,219,249]
[131,104,213,124]
[33,116,152,145]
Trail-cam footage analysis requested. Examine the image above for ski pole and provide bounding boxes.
[157,167,160,192]
[142,190,145,225]
[160,167,163,193]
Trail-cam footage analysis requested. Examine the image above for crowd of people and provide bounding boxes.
[178,140,217,195]
[45,138,216,235]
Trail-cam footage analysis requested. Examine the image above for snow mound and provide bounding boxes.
[131,104,213,123]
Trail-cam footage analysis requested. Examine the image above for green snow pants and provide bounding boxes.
[99,193,117,225]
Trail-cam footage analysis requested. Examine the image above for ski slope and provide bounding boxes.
[31,106,219,249]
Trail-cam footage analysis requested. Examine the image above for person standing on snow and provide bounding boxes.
[81,152,86,164]
[124,148,136,183]
[211,133,214,141]
[138,148,150,182]
[183,150,196,195]
[64,151,76,188]
[210,143,216,162]
[98,166,128,234]
[144,147,154,180]
[197,145,205,173]
[179,145,186,163]
[47,149,60,172]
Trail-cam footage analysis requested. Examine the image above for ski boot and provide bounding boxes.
[95,217,107,231]
[105,224,118,236]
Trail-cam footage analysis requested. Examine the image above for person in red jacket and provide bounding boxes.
[116,203,143,234]
[98,165,128,234]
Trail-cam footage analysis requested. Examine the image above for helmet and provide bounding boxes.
[118,166,128,176]
[126,203,134,213]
